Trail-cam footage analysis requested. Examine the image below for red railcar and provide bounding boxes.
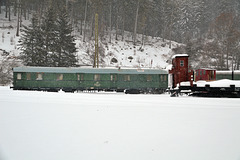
[195,69,216,81]
[169,54,216,89]
[169,54,193,88]
[169,54,240,97]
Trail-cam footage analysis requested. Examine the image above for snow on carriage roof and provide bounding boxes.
[194,79,240,87]
[216,70,240,74]
[172,54,189,59]
[13,66,168,75]
[196,68,216,70]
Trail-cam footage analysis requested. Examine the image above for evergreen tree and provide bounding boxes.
[19,3,78,67]
[54,7,77,67]
[41,5,58,66]
[19,14,44,66]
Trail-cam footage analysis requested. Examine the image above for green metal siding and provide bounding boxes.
[13,67,168,91]
[216,71,240,80]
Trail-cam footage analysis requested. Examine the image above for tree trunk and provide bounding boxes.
[5,0,8,18]
[14,0,17,16]
[90,14,94,39]
[20,1,22,27]
[122,15,125,41]
[237,55,240,70]
[115,15,119,41]
[83,0,88,42]
[109,1,112,43]
[169,9,174,49]
[133,0,139,45]
[226,44,229,69]
[141,28,145,47]
[23,2,27,20]
[8,2,11,21]
[16,0,20,36]
[0,0,1,14]
[80,19,83,35]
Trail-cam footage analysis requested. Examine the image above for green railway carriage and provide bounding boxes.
[216,71,240,80]
[12,67,168,93]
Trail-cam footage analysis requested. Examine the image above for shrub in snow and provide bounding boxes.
[0,51,20,85]
[111,58,118,63]
[139,47,144,52]
[128,56,133,61]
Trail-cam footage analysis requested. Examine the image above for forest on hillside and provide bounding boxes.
[1,0,240,70]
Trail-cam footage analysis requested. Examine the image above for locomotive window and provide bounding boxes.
[124,75,131,81]
[17,73,22,80]
[57,74,63,81]
[27,73,31,80]
[36,73,43,80]
[147,75,152,81]
[94,74,101,81]
[180,60,184,67]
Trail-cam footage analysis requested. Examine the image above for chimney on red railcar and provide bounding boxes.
[169,54,192,88]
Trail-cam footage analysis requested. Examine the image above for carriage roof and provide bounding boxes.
[13,66,168,75]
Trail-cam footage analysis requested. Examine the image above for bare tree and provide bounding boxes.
[133,0,139,45]
[16,0,20,36]
[83,0,88,42]
[109,0,112,43]
[210,13,240,69]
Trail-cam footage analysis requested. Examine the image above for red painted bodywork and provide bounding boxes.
[169,55,193,88]
[169,55,217,89]
[195,69,216,81]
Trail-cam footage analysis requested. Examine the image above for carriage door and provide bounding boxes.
[110,74,117,90]
[77,74,84,88]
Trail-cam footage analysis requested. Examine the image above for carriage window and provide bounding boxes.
[36,73,43,80]
[94,74,100,81]
[17,73,22,80]
[27,73,31,80]
[124,75,130,81]
[57,74,63,81]
[160,75,167,81]
[111,75,117,81]
[147,75,152,81]
[180,60,184,67]
[210,71,214,80]
[78,74,84,81]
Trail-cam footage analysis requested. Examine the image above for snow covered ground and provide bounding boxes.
[1,86,240,160]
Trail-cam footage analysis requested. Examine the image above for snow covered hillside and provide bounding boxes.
[0,10,178,69]
[75,35,175,69]
[0,11,22,56]
[1,86,240,160]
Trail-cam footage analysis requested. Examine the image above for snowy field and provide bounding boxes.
[1,86,240,160]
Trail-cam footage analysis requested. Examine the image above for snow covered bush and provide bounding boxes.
[0,50,20,86]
